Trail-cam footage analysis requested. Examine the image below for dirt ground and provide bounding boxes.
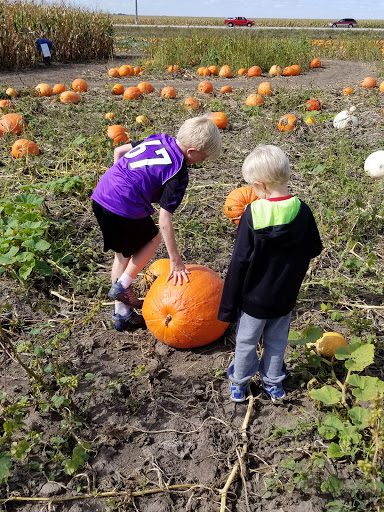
[0,56,382,512]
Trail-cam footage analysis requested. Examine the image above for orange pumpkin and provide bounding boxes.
[133,66,140,74]
[104,112,115,119]
[52,84,66,94]
[278,114,299,132]
[197,67,211,76]
[224,186,258,224]
[269,65,282,76]
[142,265,229,349]
[310,58,321,68]
[137,82,153,94]
[258,81,272,96]
[5,88,17,98]
[35,83,52,97]
[123,87,141,100]
[245,94,264,107]
[197,81,213,93]
[143,258,171,286]
[107,125,131,145]
[208,65,218,75]
[379,82,384,92]
[237,68,248,76]
[248,66,262,77]
[0,100,14,111]
[219,65,232,78]
[108,67,120,77]
[361,77,376,88]
[184,97,200,110]
[12,139,39,158]
[60,91,81,104]
[291,64,301,76]
[161,86,177,99]
[112,84,124,95]
[221,85,232,94]
[0,113,26,134]
[136,115,149,126]
[207,112,227,130]
[72,79,88,92]
[343,87,353,95]
[167,65,179,72]
[118,65,132,76]
[283,66,295,76]
[305,98,322,111]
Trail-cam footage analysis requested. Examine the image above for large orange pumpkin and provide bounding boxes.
[184,97,200,110]
[123,87,141,100]
[198,81,213,93]
[224,186,258,224]
[219,65,232,78]
[35,83,52,97]
[258,82,272,96]
[283,66,295,76]
[137,82,153,94]
[361,77,376,88]
[119,65,134,76]
[142,264,229,349]
[12,139,39,158]
[72,79,88,92]
[305,98,322,111]
[278,114,299,132]
[207,112,227,129]
[52,84,66,95]
[60,91,81,104]
[248,66,262,77]
[310,58,321,68]
[161,86,177,99]
[245,94,264,107]
[0,113,27,134]
[291,64,301,76]
[208,65,218,75]
[107,125,131,145]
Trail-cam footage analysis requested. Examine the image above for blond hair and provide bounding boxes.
[242,145,290,185]
[177,116,222,160]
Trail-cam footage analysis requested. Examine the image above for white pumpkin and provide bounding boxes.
[364,151,384,179]
[333,106,358,129]
[269,65,282,76]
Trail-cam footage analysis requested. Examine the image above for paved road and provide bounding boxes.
[115,24,384,31]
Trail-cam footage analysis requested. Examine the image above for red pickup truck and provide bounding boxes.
[224,17,254,27]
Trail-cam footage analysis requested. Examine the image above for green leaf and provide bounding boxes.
[310,386,342,405]
[34,260,52,276]
[0,254,17,265]
[348,407,371,428]
[11,440,31,460]
[34,346,44,358]
[289,326,322,345]
[0,452,11,482]
[63,459,78,475]
[19,262,35,280]
[327,442,344,458]
[318,413,344,440]
[14,194,44,206]
[320,474,344,494]
[22,238,50,251]
[85,373,95,380]
[51,395,69,408]
[348,375,384,401]
[334,343,375,372]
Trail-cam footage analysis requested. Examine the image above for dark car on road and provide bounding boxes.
[224,17,254,27]
[329,18,357,28]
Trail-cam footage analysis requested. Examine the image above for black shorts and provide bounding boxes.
[92,201,159,258]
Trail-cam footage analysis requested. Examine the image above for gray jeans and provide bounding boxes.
[227,310,292,386]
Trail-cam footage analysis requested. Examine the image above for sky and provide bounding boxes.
[43,0,384,20]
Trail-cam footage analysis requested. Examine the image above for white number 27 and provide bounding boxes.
[124,140,172,169]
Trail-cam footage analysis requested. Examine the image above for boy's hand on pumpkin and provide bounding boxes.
[166,266,190,286]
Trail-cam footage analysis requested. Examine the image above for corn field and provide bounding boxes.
[0,0,113,70]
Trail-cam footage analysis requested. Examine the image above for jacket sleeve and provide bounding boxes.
[218,206,255,322]
[308,208,323,258]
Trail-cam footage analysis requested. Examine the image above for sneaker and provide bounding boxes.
[261,381,286,402]
[108,280,143,309]
[112,311,146,331]
[230,382,248,403]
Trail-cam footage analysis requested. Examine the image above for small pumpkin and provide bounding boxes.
[143,258,171,286]
[60,91,81,104]
[208,65,218,75]
[237,68,248,76]
[112,84,125,95]
[342,87,353,95]
[291,64,301,76]
[361,77,376,88]
[12,139,39,158]
[364,150,384,179]
[224,186,258,224]
[167,65,179,72]
[197,81,213,94]
[269,65,282,76]
[309,332,347,358]
[136,115,149,126]
[108,67,120,77]
[221,85,232,94]
[245,94,264,107]
[142,265,229,349]
[107,125,131,145]
[258,82,272,96]
[278,114,299,132]
[5,87,17,98]
[137,82,153,94]
[123,86,141,100]
[333,106,358,129]
[0,100,14,111]
[133,66,140,75]
[248,66,262,77]
[305,98,322,111]
[0,113,27,134]
[104,112,115,120]
[161,86,177,99]
[310,58,321,68]
[197,67,211,76]
[283,66,295,76]
[184,97,200,110]
[207,112,227,130]
[219,65,232,78]
[35,83,52,97]
[72,79,88,92]
[52,84,66,94]
[379,82,384,92]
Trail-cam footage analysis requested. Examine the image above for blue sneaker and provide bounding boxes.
[112,311,146,331]
[261,381,286,402]
[108,280,143,309]
[230,383,248,403]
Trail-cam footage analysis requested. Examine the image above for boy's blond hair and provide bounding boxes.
[242,145,291,185]
[177,116,222,160]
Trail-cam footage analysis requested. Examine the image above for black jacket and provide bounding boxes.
[218,200,322,322]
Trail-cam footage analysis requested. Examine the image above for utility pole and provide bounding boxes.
[135,0,138,25]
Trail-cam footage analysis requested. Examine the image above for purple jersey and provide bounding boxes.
[91,134,187,219]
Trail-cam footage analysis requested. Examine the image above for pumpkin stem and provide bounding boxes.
[164,314,172,327]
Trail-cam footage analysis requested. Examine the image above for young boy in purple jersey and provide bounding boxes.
[218,145,322,402]
[92,116,222,331]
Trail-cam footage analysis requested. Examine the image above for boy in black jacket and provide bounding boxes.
[218,145,322,402]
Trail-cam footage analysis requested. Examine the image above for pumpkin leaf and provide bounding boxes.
[0,452,12,482]
[327,442,344,458]
[334,343,374,372]
[289,326,322,345]
[348,375,384,401]
[348,407,371,429]
[309,386,342,405]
